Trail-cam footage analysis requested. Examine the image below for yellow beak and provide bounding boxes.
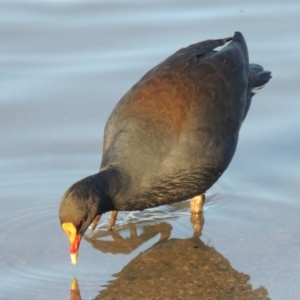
[62,223,82,265]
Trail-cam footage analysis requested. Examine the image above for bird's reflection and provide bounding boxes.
[70,278,81,300]
[70,214,270,300]
[85,221,172,254]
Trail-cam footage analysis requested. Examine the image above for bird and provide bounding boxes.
[59,31,271,264]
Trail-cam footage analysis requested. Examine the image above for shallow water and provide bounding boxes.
[1,0,300,299]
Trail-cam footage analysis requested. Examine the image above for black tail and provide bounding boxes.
[243,64,271,120]
[249,64,272,96]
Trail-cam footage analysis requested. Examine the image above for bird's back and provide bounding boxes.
[100,32,270,210]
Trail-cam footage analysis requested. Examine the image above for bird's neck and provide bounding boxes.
[92,167,129,214]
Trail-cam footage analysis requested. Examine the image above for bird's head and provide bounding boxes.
[59,173,112,264]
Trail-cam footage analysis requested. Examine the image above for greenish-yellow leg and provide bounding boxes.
[190,194,205,214]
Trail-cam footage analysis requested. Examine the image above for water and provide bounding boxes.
[1,1,299,299]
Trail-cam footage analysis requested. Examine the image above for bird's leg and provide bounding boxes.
[90,214,101,231]
[108,211,118,230]
[190,194,205,214]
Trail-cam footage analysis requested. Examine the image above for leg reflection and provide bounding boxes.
[190,212,204,238]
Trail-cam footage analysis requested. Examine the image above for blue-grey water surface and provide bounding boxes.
[1,1,300,299]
